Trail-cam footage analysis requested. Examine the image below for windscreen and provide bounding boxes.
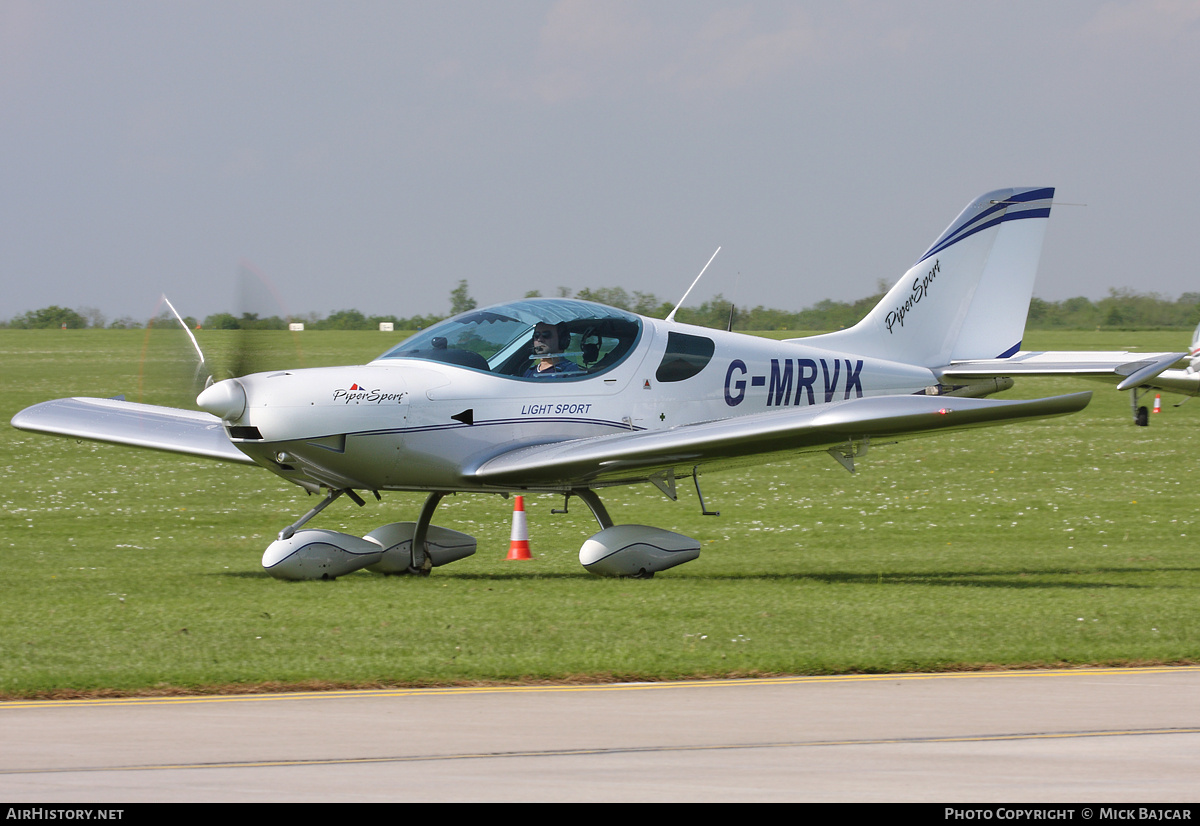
[373,298,642,380]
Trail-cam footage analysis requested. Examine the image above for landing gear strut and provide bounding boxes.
[261,489,475,580]
[1130,387,1150,427]
[278,487,363,540]
[560,488,614,529]
[406,491,446,575]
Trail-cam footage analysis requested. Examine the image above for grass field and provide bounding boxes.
[2,328,1198,698]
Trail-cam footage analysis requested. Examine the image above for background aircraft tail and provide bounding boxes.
[1188,321,1200,373]
[802,187,1054,368]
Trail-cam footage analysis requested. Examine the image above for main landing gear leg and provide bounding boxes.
[1131,387,1150,427]
[408,491,446,576]
[570,488,614,530]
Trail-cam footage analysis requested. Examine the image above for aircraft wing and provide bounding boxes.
[939,351,1185,391]
[467,391,1092,488]
[10,397,254,465]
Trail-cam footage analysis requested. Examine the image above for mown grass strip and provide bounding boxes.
[1,329,1197,697]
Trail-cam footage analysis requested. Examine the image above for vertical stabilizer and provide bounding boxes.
[802,187,1054,368]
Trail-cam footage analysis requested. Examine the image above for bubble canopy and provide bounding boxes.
[373,298,644,380]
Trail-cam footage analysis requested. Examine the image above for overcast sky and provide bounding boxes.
[3,1,1199,323]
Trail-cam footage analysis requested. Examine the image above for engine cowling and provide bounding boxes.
[579,525,701,578]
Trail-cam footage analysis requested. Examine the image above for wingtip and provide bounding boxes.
[1115,352,1189,392]
[10,401,45,432]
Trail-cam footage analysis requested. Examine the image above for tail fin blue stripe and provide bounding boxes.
[920,208,1051,262]
[918,187,1054,263]
[794,187,1053,369]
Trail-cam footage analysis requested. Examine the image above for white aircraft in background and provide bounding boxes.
[11,187,1184,580]
[1116,321,1200,425]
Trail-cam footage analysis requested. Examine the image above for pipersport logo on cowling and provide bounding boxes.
[332,384,407,404]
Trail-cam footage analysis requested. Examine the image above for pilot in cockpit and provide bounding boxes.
[524,322,584,378]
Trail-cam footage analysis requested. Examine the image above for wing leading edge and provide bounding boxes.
[467,391,1092,488]
[10,397,253,465]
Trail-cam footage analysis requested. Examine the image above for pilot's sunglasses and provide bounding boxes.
[532,331,554,340]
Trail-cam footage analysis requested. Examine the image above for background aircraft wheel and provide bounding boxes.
[1135,406,1149,427]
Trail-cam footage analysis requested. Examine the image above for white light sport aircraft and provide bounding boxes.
[11,187,1185,580]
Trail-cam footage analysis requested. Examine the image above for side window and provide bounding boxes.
[655,332,715,382]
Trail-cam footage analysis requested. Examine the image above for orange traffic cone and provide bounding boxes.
[1153,394,1162,414]
[507,495,532,560]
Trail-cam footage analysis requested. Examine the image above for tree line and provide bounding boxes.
[8,282,1200,332]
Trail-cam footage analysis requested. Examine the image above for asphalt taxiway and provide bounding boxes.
[1,666,1198,802]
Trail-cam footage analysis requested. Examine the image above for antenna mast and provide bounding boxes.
[666,247,721,323]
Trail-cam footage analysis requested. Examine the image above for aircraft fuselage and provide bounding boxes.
[221,316,937,495]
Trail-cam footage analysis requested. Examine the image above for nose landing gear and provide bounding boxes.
[262,490,475,580]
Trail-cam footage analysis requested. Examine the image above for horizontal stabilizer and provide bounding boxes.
[10,397,253,464]
[941,351,1185,391]
[469,391,1092,487]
